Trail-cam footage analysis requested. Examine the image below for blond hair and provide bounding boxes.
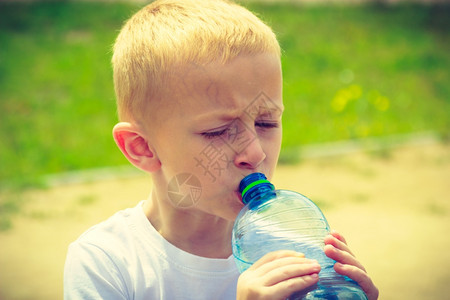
[112,0,281,121]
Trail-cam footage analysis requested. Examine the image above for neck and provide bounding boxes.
[143,189,234,259]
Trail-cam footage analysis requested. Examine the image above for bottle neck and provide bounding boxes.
[242,183,275,205]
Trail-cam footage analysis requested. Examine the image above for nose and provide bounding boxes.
[233,135,266,170]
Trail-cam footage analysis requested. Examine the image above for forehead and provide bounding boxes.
[163,53,283,118]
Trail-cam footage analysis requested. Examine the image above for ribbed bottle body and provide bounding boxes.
[232,185,367,299]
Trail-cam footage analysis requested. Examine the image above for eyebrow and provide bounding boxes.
[192,108,242,123]
[244,104,284,119]
[257,106,285,115]
[193,103,285,123]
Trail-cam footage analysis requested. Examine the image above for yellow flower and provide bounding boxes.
[368,90,390,111]
[331,84,363,112]
[374,95,390,111]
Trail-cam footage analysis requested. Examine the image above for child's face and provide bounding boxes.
[148,53,283,221]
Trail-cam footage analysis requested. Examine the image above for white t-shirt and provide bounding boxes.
[64,201,240,299]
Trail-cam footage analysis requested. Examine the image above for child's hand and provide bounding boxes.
[236,250,320,300]
[324,231,379,300]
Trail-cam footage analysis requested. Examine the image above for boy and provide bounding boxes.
[64,0,378,299]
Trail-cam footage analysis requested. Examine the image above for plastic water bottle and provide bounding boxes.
[232,173,367,299]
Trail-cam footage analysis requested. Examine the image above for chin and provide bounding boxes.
[229,202,245,221]
[219,200,244,222]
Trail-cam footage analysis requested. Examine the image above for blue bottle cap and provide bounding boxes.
[239,173,274,204]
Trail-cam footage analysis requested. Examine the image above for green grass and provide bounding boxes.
[0,1,449,188]
[251,3,450,147]
[0,1,137,187]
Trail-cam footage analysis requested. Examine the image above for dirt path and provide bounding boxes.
[0,143,449,299]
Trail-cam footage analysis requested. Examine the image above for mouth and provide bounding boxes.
[234,190,243,203]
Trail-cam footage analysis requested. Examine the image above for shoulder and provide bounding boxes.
[77,207,134,248]
[66,204,146,269]
[64,205,145,299]
[64,202,171,299]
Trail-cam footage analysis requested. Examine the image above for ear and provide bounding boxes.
[112,122,161,173]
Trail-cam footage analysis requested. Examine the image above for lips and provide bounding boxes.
[234,190,243,203]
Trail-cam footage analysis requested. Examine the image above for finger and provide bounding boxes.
[249,250,305,270]
[334,263,379,300]
[270,273,320,300]
[324,234,354,256]
[324,244,366,272]
[254,255,319,278]
[263,260,321,286]
[329,230,347,244]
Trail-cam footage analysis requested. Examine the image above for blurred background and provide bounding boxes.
[0,0,449,299]
[0,0,449,188]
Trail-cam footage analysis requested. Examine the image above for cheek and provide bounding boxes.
[166,138,205,168]
[199,183,244,219]
[190,140,235,179]
[265,132,282,157]
[262,133,282,176]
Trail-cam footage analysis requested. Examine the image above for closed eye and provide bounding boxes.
[201,128,228,139]
[255,121,279,129]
